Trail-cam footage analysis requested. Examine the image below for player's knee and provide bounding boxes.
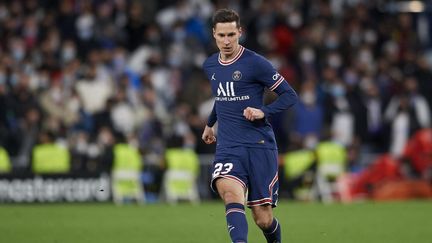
[252,207,273,230]
[254,216,273,230]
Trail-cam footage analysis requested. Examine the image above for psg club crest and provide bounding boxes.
[232,70,242,81]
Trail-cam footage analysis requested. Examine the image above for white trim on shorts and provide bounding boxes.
[210,174,246,192]
[246,172,278,207]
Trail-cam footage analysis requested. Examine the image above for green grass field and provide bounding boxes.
[1,200,431,243]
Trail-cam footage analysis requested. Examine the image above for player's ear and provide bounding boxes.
[213,28,216,38]
[238,27,243,37]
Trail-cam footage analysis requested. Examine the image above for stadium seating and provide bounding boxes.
[314,141,347,203]
[162,148,200,204]
[0,147,11,173]
[111,143,145,205]
[32,144,71,174]
[283,149,316,200]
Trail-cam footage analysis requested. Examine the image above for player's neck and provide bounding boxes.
[220,45,242,62]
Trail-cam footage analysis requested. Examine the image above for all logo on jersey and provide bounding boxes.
[232,70,242,81]
[217,82,235,96]
[216,81,250,101]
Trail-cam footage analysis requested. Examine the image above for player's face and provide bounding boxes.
[213,22,242,59]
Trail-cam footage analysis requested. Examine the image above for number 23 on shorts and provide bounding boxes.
[213,162,234,177]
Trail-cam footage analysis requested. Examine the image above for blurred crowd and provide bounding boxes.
[0,0,431,181]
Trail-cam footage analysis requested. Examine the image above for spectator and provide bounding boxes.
[293,80,323,149]
[384,77,431,157]
[0,1,430,205]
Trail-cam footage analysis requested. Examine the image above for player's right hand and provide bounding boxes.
[202,125,216,144]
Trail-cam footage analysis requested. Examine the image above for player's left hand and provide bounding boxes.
[243,107,264,121]
[202,125,217,144]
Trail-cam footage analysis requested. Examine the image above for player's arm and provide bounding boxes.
[202,102,217,144]
[260,81,298,118]
[244,55,298,121]
[243,87,297,121]
[207,102,217,127]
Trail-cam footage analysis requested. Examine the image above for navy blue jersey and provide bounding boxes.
[203,46,298,149]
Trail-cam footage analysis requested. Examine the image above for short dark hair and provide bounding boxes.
[212,9,240,28]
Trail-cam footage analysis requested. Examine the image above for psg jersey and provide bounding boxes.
[203,46,297,149]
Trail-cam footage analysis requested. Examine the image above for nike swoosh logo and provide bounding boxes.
[228,224,235,233]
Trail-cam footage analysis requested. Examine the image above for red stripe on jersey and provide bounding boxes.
[269,77,285,91]
[211,175,246,192]
[218,46,245,66]
[247,198,272,206]
[269,173,279,195]
[223,175,247,188]
[268,172,278,196]
[226,208,245,216]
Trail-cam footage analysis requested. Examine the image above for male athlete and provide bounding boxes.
[201,9,298,243]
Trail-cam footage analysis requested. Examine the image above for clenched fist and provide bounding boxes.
[243,107,265,121]
[202,125,217,144]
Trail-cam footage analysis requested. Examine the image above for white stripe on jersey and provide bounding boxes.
[218,82,227,96]
[269,77,285,91]
[230,82,235,96]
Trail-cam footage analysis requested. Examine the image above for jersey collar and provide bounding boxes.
[218,45,245,66]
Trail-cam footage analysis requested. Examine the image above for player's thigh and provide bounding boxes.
[210,147,248,192]
[215,177,246,204]
[246,148,279,207]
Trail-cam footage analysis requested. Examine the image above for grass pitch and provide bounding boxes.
[0,200,431,243]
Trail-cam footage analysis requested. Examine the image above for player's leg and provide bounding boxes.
[211,147,249,243]
[216,178,248,243]
[216,177,246,204]
[251,205,281,243]
[246,148,281,243]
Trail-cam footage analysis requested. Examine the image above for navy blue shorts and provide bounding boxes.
[210,146,279,207]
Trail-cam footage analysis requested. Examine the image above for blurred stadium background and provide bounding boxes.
[0,0,431,242]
